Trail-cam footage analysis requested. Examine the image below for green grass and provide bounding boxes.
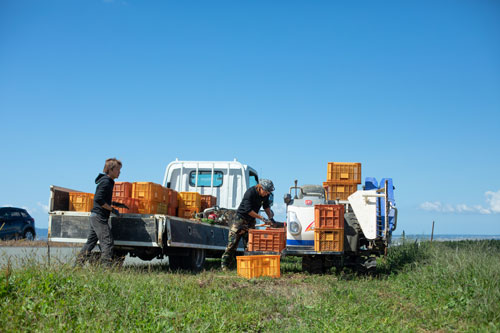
[1,240,499,332]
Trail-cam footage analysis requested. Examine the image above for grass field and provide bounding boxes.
[1,240,499,332]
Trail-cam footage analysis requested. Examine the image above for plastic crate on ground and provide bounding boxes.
[132,182,163,202]
[236,255,281,279]
[326,162,362,184]
[314,204,345,229]
[248,228,286,253]
[113,182,133,198]
[314,229,344,252]
[69,192,94,212]
[178,192,201,210]
[112,197,139,214]
[323,182,358,201]
[201,195,217,211]
[136,199,167,215]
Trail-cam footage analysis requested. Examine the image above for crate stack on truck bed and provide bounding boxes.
[178,192,202,218]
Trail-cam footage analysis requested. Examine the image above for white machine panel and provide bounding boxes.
[287,205,315,244]
[348,190,378,240]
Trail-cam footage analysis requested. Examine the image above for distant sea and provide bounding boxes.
[34,228,500,242]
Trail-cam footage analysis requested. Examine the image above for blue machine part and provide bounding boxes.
[286,239,314,246]
[377,178,396,237]
[364,177,378,190]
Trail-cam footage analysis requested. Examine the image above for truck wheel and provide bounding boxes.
[169,249,206,272]
[186,248,206,272]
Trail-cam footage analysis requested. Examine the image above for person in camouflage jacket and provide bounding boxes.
[221,179,275,270]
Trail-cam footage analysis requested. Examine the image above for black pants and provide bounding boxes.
[77,213,114,265]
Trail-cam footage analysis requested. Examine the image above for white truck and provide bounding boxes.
[48,159,260,270]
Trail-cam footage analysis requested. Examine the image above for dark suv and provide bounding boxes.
[0,207,36,240]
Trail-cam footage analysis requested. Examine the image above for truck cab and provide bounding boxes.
[163,159,259,209]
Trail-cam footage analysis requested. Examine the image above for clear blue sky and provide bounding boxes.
[1,0,499,234]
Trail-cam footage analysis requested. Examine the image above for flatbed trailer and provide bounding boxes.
[48,185,243,270]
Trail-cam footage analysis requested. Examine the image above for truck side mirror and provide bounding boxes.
[284,193,292,205]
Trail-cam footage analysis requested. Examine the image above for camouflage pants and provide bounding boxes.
[221,216,255,268]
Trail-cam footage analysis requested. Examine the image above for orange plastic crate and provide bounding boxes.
[112,197,139,214]
[69,192,94,212]
[323,182,358,201]
[168,206,177,216]
[132,182,163,201]
[326,162,362,184]
[236,255,281,279]
[248,228,286,253]
[136,199,167,214]
[314,205,345,229]
[201,195,217,211]
[179,207,199,219]
[178,192,201,210]
[113,182,133,198]
[314,229,344,252]
[168,189,178,207]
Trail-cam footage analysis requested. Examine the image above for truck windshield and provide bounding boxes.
[189,171,223,187]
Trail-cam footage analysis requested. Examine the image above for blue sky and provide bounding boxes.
[1,0,499,234]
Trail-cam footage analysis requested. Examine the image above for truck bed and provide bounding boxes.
[49,212,243,251]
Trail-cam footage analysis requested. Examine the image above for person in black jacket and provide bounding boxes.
[221,179,275,271]
[76,158,123,267]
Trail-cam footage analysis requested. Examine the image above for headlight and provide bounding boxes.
[289,221,301,235]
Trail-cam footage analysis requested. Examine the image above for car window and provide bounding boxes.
[21,211,29,218]
[0,209,8,218]
[10,211,21,217]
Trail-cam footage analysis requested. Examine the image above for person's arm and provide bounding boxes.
[264,207,274,219]
[248,210,266,221]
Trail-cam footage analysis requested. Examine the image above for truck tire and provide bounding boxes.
[169,249,206,272]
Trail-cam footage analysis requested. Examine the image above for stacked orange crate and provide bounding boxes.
[200,195,217,211]
[112,182,138,214]
[132,182,167,214]
[178,192,201,219]
[167,188,178,216]
[314,204,345,252]
[69,192,94,212]
[248,228,286,253]
[323,162,361,201]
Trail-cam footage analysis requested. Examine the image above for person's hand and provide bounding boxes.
[112,202,129,209]
[261,218,272,225]
[111,208,120,216]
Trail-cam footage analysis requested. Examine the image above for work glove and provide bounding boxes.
[112,202,129,209]
[111,208,120,217]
